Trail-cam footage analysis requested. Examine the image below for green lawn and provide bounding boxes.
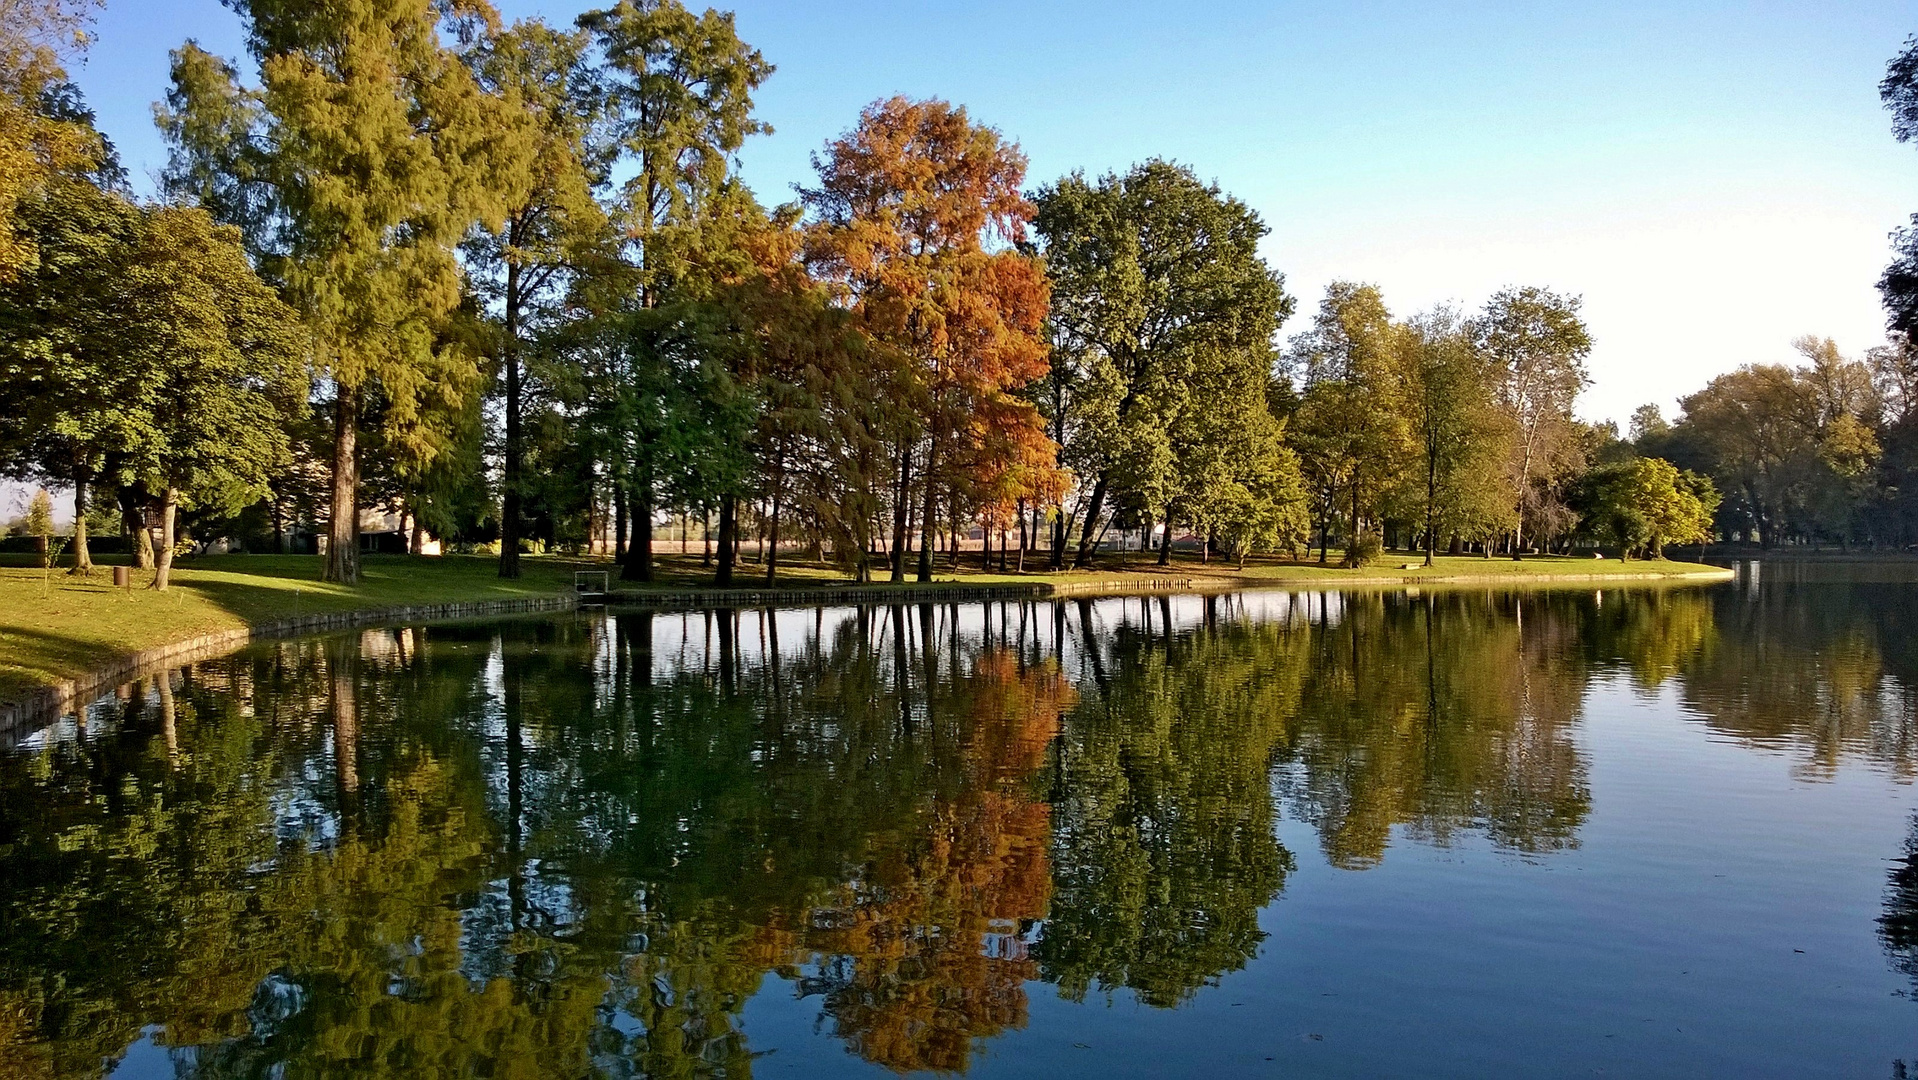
[0,549,1725,705]
[0,554,584,704]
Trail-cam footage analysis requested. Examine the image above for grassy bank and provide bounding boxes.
[0,555,586,705]
[0,549,1725,705]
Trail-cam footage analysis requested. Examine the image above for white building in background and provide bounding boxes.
[313,507,442,557]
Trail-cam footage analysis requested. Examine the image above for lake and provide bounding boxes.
[4,569,1918,1077]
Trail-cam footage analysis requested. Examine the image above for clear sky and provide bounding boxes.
[61,0,1918,429]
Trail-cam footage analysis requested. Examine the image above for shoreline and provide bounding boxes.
[0,561,1732,735]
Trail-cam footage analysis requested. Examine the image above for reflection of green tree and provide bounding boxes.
[1674,584,1918,778]
[1579,587,1716,689]
[1279,592,1592,868]
[1039,607,1302,1007]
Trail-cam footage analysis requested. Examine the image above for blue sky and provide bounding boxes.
[61,0,1918,431]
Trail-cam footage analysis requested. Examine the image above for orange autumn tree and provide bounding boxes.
[802,96,1055,583]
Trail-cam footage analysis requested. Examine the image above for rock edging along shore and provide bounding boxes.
[0,593,580,737]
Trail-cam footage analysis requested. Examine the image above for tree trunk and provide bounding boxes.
[613,483,627,561]
[68,465,91,575]
[715,493,737,586]
[121,487,152,570]
[1317,490,1330,564]
[916,440,938,582]
[1158,513,1174,566]
[150,487,178,591]
[324,384,361,584]
[890,443,912,582]
[1352,483,1363,564]
[622,470,653,582]
[1074,473,1110,569]
[1424,444,1438,567]
[766,486,782,586]
[500,274,524,578]
[1050,499,1068,569]
[1016,498,1028,574]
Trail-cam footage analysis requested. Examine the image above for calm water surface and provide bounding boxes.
[5,570,1918,1077]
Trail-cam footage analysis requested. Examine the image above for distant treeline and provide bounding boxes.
[2,3,1915,588]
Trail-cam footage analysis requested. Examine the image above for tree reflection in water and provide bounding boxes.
[4,581,1918,1076]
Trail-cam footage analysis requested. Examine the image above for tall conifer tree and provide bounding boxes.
[158,0,507,583]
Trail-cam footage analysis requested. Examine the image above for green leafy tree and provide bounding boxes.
[0,175,144,574]
[1031,159,1292,568]
[1288,282,1413,566]
[122,206,303,589]
[1879,36,1918,338]
[1575,456,1717,559]
[1166,347,1308,567]
[464,17,614,578]
[0,0,102,281]
[1398,306,1511,564]
[578,0,772,584]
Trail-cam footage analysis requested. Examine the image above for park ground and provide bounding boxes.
[0,549,1728,707]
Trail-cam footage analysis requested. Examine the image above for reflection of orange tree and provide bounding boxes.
[792,649,1069,1074]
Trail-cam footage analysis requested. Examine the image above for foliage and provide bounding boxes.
[1032,159,1293,568]
[1574,456,1717,559]
[0,0,103,281]
[1473,285,1591,553]
[23,487,51,539]
[1881,36,1918,338]
[158,0,509,584]
[1397,306,1512,559]
[804,96,1054,582]
[1289,282,1413,565]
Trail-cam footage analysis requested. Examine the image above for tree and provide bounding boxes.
[0,175,145,574]
[0,0,101,281]
[1398,306,1509,565]
[23,486,52,562]
[0,182,300,588]
[1671,340,1887,549]
[1880,36,1918,338]
[463,17,612,578]
[1031,159,1291,568]
[1575,456,1717,559]
[158,0,507,584]
[578,0,772,584]
[1474,286,1591,555]
[803,96,1052,582]
[122,206,302,589]
[1288,282,1412,566]
[1161,344,1308,567]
